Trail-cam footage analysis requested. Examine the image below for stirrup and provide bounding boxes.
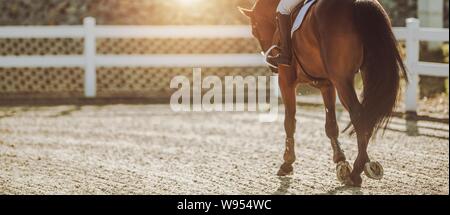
[262,45,280,69]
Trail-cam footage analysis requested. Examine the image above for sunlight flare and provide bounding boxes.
[175,0,202,6]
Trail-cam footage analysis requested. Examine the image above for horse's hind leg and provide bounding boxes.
[319,81,346,163]
[334,79,370,187]
[277,65,297,176]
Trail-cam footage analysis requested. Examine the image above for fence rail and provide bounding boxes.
[398,18,449,113]
[0,17,448,114]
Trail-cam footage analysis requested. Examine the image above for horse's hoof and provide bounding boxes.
[344,178,362,187]
[364,161,384,180]
[336,161,352,184]
[277,169,293,176]
[339,172,363,187]
[277,164,294,176]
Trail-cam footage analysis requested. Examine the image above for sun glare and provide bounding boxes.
[176,0,202,6]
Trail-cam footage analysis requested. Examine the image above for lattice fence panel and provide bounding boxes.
[97,38,260,54]
[96,67,270,98]
[0,67,84,98]
[0,38,268,99]
[0,38,83,56]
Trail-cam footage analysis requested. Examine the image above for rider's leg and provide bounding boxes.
[275,0,303,66]
[277,0,304,15]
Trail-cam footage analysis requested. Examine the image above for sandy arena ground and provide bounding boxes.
[0,104,448,195]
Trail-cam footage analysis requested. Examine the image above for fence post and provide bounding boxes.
[405,18,420,116]
[84,17,96,98]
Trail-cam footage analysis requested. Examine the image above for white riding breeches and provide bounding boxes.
[277,0,305,15]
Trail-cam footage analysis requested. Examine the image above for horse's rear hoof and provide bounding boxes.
[364,161,384,180]
[344,178,362,187]
[336,161,352,184]
[277,163,294,176]
[277,169,293,176]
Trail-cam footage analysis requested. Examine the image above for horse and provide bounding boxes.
[239,0,407,187]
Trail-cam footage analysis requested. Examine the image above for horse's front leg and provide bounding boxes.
[277,65,297,176]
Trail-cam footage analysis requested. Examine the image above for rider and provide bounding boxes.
[274,0,305,67]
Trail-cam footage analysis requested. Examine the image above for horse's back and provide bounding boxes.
[315,0,358,34]
[292,0,363,81]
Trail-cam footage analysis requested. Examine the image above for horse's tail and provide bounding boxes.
[352,0,408,137]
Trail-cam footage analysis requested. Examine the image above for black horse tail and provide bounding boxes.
[352,0,408,137]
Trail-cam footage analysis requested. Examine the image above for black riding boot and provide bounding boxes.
[276,13,292,66]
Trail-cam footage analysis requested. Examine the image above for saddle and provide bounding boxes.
[291,0,324,84]
[291,0,317,37]
[291,0,325,84]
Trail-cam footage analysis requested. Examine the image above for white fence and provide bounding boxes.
[0,17,266,98]
[0,17,448,114]
[397,18,449,113]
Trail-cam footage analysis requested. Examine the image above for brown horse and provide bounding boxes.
[239,0,407,187]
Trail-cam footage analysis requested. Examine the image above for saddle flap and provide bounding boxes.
[291,0,317,37]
